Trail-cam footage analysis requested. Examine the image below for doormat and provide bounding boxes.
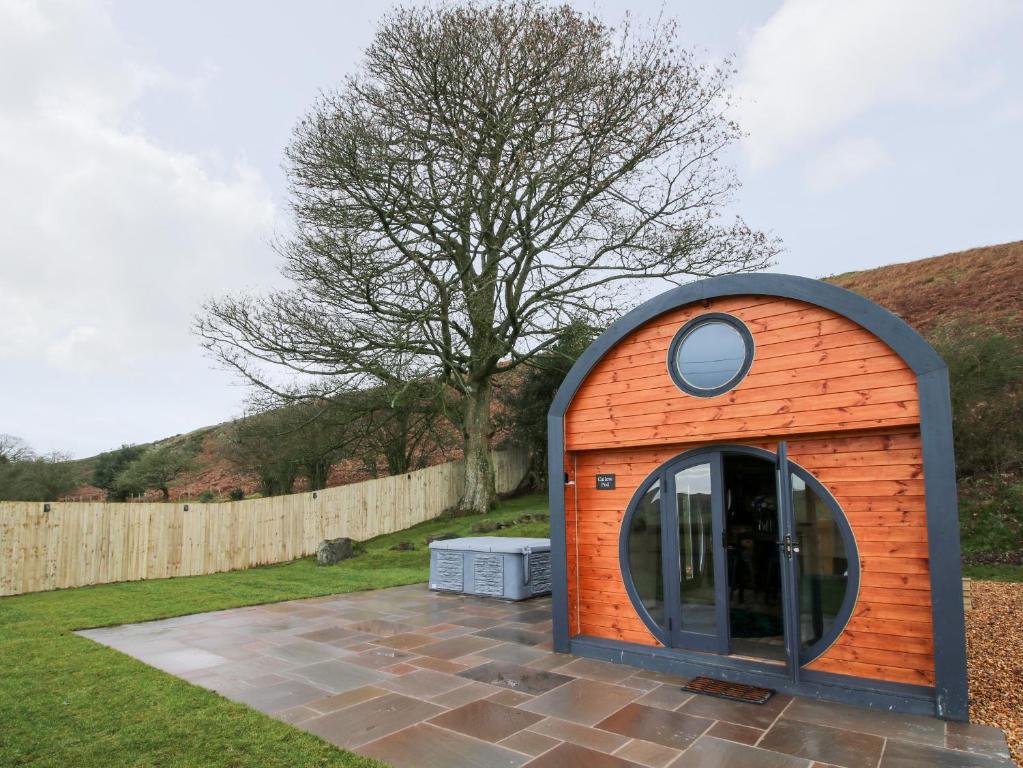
[682,676,775,705]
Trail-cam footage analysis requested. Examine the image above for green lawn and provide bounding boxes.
[962,564,1023,582]
[3,486,1017,767]
[0,495,549,768]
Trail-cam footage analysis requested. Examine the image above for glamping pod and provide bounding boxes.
[547,274,968,720]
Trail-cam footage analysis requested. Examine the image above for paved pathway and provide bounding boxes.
[79,584,1013,768]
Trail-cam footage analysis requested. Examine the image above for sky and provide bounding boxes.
[1,0,1021,458]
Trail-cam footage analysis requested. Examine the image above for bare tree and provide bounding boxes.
[198,1,777,513]
[0,434,34,464]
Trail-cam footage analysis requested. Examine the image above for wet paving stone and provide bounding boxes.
[344,646,415,669]
[460,660,574,696]
[478,626,550,646]
[359,722,528,768]
[284,658,387,694]
[416,634,502,659]
[705,719,764,746]
[670,736,810,767]
[480,641,549,666]
[527,716,631,754]
[679,691,792,731]
[782,697,945,747]
[79,585,1012,768]
[379,668,470,698]
[879,738,1018,768]
[595,702,712,750]
[758,718,884,768]
[302,692,444,748]
[612,738,681,768]
[498,729,561,757]
[429,698,543,742]
[521,678,640,726]
[946,720,1012,758]
[522,741,643,768]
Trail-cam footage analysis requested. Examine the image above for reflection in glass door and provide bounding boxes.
[667,458,728,652]
[622,445,854,676]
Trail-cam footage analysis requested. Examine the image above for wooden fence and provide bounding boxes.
[0,448,530,597]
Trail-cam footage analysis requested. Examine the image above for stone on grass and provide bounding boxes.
[317,537,355,565]
[426,532,459,545]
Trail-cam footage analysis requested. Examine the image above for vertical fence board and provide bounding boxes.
[0,449,529,596]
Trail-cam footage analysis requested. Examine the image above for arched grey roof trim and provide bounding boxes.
[550,273,944,419]
[546,272,968,721]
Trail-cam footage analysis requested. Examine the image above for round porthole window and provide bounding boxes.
[668,313,753,397]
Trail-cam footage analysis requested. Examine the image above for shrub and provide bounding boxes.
[933,324,1023,477]
[228,487,245,501]
[197,490,215,503]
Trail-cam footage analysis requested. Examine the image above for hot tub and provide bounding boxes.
[428,537,551,600]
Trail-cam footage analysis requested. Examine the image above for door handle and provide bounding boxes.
[776,535,800,559]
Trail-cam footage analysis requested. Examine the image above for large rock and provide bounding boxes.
[317,537,355,565]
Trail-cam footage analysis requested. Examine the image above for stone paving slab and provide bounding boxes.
[77,584,1015,768]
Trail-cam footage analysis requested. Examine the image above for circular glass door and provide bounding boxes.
[619,446,858,667]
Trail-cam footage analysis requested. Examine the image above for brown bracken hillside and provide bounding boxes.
[826,240,1023,336]
[64,241,1022,501]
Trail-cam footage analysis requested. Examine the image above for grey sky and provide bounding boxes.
[1,0,1020,458]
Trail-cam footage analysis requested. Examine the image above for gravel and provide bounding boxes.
[966,580,1023,765]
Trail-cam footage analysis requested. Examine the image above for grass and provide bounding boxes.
[962,564,1023,582]
[0,494,548,768]
[3,483,1018,766]
[959,479,1023,557]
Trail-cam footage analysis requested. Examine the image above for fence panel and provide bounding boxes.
[0,448,530,596]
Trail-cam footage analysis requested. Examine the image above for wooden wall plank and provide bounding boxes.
[564,429,936,689]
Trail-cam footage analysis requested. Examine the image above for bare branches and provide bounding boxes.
[197,2,779,510]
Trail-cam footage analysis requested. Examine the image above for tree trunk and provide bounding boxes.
[459,380,496,514]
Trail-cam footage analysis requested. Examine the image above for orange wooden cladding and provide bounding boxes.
[561,294,936,688]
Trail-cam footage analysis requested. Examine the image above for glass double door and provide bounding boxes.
[659,445,804,676]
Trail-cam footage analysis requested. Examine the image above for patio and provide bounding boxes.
[78,584,1013,768]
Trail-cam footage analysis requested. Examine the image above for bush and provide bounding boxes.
[933,324,1023,477]
[113,446,195,501]
[91,444,146,501]
[0,455,78,501]
[197,490,215,503]
[228,487,245,501]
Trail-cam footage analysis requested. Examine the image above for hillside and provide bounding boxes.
[826,240,1023,335]
[62,240,1023,503]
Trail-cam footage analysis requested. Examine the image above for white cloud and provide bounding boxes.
[0,0,278,376]
[736,0,1014,166]
[804,137,888,193]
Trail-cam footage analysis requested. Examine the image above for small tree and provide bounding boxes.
[199,2,777,513]
[345,382,453,478]
[91,444,146,501]
[0,446,78,502]
[220,406,331,496]
[113,446,195,500]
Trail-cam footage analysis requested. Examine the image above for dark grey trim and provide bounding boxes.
[789,455,861,666]
[616,443,860,668]
[547,414,570,653]
[917,367,969,721]
[547,273,965,719]
[619,477,670,644]
[571,635,937,717]
[667,312,755,397]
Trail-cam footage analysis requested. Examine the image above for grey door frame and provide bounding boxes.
[660,452,730,654]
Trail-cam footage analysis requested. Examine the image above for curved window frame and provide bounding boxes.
[618,444,860,666]
[667,313,755,398]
